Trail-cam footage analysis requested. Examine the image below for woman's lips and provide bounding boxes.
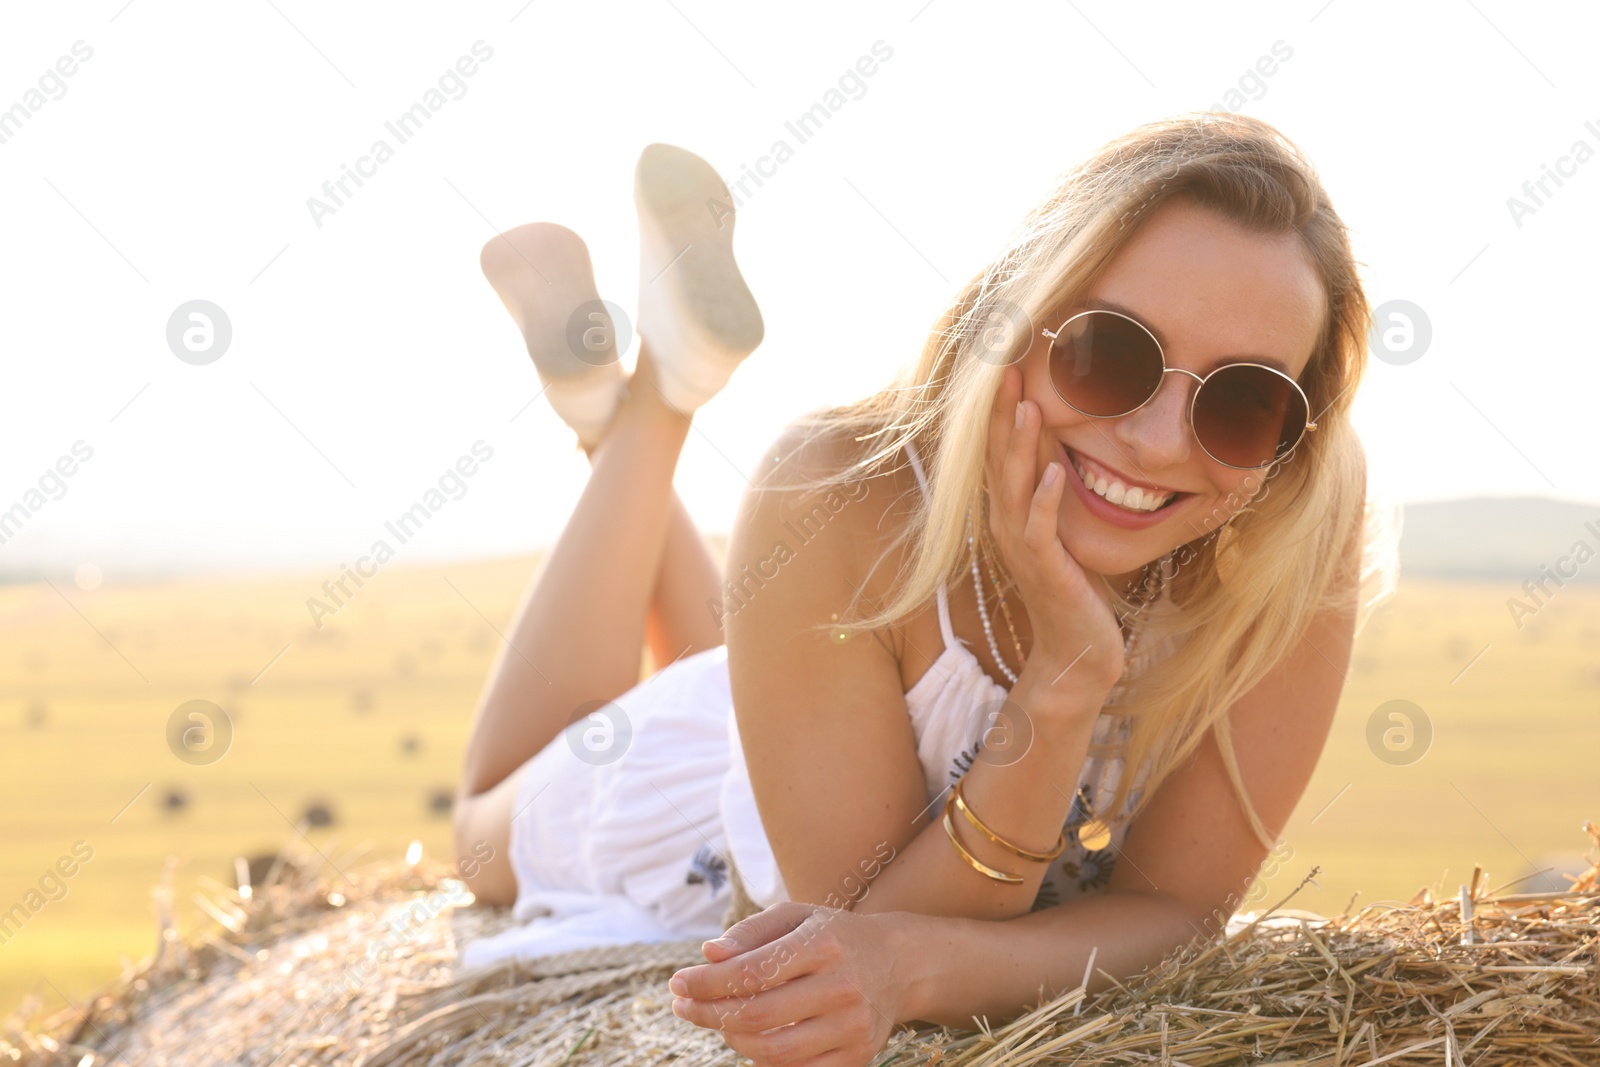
[1063,445,1182,497]
[1063,445,1188,506]
[1060,442,1190,528]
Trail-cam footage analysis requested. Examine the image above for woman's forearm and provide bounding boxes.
[848,678,1106,922]
[887,889,1201,1029]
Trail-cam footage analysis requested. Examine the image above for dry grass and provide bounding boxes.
[5,568,1596,1017]
[3,823,1596,1067]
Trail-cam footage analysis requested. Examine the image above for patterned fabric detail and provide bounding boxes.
[1030,784,1125,910]
[685,843,729,894]
[950,738,984,780]
[1061,848,1117,895]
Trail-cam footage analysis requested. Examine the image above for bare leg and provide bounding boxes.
[611,460,724,675]
[453,484,726,905]
[455,344,727,904]
[457,343,702,801]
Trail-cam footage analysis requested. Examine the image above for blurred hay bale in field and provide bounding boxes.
[3,824,1597,1066]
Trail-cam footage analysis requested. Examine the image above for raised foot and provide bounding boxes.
[635,143,765,413]
[480,221,624,447]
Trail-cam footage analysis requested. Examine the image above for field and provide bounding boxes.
[1,557,1596,1018]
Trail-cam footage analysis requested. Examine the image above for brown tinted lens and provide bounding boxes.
[1048,311,1164,417]
[1193,364,1308,468]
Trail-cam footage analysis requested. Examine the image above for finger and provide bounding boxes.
[674,971,849,1036]
[699,937,742,963]
[997,392,1038,536]
[986,362,1023,488]
[1022,461,1069,566]
[721,899,815,944]
[670,904,822,1000]
[712,900,813,961]
[721,1014,851,1067]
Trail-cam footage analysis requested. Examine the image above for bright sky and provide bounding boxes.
[2,0,1597,577]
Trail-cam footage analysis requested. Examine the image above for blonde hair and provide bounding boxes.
[779,111,1399,852]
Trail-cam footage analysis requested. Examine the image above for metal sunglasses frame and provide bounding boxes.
[1040,308,1318,470]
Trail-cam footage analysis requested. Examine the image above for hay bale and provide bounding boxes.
[4,825,1597,1066]
[300,801,338,829]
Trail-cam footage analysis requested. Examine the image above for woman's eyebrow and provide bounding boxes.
[1074,296,1294,375]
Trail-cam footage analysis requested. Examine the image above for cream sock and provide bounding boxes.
[633,143,764,414]
[481,222,626,447]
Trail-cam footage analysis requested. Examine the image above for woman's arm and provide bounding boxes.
[725,422,1116,922]
[666,890,1194,1065]
[891,889,1199,1028]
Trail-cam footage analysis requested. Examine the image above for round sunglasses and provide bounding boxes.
[1042,308,1317,470]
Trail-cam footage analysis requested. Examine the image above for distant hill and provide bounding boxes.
[1401,497,1600,581]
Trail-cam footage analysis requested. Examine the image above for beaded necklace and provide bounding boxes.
[965,501,1023,685]
[976,504,1027,672]
[964,495,1169,688]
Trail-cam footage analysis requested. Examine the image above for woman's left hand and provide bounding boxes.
[668,901,908,1067]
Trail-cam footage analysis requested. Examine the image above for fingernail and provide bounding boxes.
[1015,401,1025,428]
[672,997,689,1018]
[708,936,737,949]
[1043,462,1060,487]
[670,974,688,995]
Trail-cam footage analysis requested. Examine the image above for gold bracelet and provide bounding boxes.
[953,776,1068,863]
[942,791,1024,885]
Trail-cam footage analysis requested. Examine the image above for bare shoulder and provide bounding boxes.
[728,418,921,615]
[722,420,946,904]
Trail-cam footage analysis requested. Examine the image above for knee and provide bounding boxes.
[451,793,486,882]
[455,840,501,902]
[452,790,517,907]
[450,792,474,871]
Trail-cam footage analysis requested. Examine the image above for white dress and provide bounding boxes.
[461,440,1186,968]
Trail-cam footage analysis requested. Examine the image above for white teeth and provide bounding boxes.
[1070,456,1173,513]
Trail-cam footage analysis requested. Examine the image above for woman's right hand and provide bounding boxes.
[983,363,1127,714]
[669,901,908,1067]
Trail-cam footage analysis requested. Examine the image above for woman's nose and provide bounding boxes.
[1111,370,1195,469]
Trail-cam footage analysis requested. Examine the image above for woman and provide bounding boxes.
[453,114,1395,1066]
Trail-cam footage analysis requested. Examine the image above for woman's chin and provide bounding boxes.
[1058,535,1149,586]
[1056,484,1201,584]
[1062,519,1193,580]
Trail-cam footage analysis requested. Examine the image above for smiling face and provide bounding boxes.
[1015,195,1327,590]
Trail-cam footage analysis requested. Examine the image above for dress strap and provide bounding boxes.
[902,436,932,496]
[903,439,960,652]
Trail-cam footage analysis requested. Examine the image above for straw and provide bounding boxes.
[3,820,1596,1066]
